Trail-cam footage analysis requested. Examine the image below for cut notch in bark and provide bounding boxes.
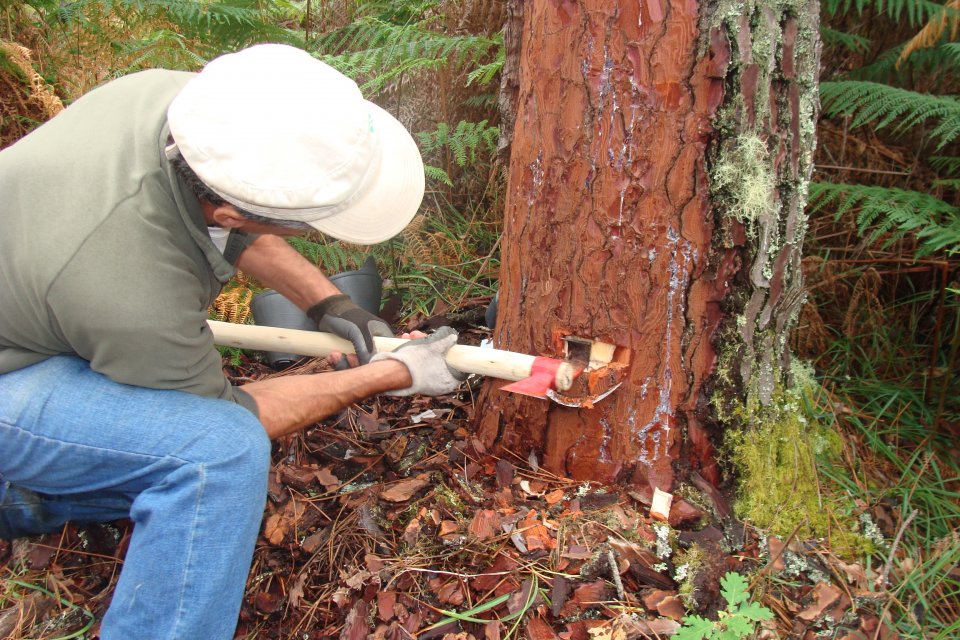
[562,335,618,371]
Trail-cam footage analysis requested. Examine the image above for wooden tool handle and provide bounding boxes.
[208,320,575,389]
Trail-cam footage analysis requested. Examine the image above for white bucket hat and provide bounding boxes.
[166,43,425,245]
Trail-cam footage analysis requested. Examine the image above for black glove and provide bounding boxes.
[370,326,467,396]
[306,294,393,365]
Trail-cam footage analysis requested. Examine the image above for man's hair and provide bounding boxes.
[169,152,313,232]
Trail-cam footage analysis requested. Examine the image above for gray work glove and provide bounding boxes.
[307,294,393,365]
[370,326,467,396]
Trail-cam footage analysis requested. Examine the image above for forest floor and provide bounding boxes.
[0,319,906,640]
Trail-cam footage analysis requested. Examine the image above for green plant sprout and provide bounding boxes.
[675,572,773,640]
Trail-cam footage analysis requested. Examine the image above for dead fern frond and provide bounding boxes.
[0,42,64,119]
[844,268,884,339]
[899,0,960,66]
[210,274,255,324]
[399,215,465,268]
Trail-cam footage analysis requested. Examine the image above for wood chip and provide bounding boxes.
[376,593,396,623]
[469,509,501,540]
[339,599,370,640]
[380,477,430,502]
[439,520,460,536]
[527,616,560,640]
[545,489,566,506]
[650,487,673,522]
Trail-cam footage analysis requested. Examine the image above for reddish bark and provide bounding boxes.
[479,0,817,491]
[479,0,722,489]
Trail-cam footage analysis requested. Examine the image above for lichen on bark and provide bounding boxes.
[702,0,821,412]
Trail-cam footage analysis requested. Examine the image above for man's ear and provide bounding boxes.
[209,204,248,229]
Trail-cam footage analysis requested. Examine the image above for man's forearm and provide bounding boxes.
[235,234,340,309]
[240,360,412,439]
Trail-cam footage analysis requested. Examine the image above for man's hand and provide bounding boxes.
[307,294,393,365]
[370,326,466,396]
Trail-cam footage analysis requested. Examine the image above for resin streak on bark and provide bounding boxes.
[479,0,721,488]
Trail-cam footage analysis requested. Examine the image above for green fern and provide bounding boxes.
[36,0,297,71]
[850,42,960,84]
[466,40,504,86]
[423,164,454,187]
[820,26,871,53]
[820,81,960,149]
[930,155,960,175]
[285,237,371,274]
[821,0,951,26]
[942,42,960,66]
[316,14,499,94]
[809,182,960,255]
[416,120,499,169]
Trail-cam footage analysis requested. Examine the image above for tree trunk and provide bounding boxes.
[477,0,820,490]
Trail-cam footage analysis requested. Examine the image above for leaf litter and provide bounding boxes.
[0,327,908,640]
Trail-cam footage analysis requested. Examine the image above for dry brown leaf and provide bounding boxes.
[767,537,787,571]
[484,620,502,640]
[437,580,465,606]
[315,466,341,491]
[287,573,307,609]
[377,591,397,622]
[655,595,685,621]
[798,582,842,622]
[344,569,375,590]
[403,517,422,546]
[365,553,385,573]
[254,591,281,614]
[263,512,289,546]
[561,545,593,560]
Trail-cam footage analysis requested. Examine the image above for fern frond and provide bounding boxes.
[133,0,294,49]
[822,0,950,26]
[466,38,504,86]
[820,81,960,149]
[285,237,370,273]
[809,181,960,255]
[317,16,499,93]
[941,42,960,65]
[852,39,960,83]
[416,120,499,168]
[113,29,207,73]
[820,26,872,53]
[899,0,960,63]
[423,164,453,187]
[930,155,960,174]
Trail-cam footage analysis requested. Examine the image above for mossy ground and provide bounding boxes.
[722,375,876,559]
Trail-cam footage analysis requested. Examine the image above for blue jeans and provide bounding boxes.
[0,356,270,640]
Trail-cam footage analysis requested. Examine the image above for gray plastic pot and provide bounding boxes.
[250,255,383,368]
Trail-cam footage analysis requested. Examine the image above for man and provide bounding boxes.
[0,43,463,639]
